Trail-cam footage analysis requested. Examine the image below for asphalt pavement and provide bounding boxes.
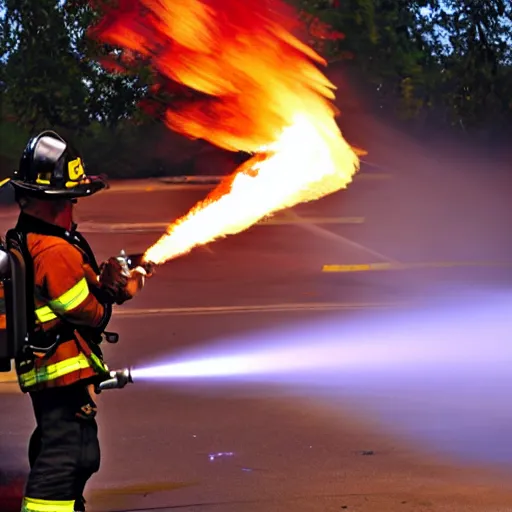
[1,140,512,511]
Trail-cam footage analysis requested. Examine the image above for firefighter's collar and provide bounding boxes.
[15,212,78,239]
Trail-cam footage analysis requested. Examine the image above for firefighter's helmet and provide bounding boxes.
[8,130,108,199]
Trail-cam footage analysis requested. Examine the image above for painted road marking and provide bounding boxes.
[113,301,406,318]
[323,260,512,272]
[0,367,16,383]
[101,173,391,193]
[0,215,365,232]
[284,209,399,264]
[0,366,18,389]
[79,216,365,233]
[260,216,364,225]
[104,183,215,193]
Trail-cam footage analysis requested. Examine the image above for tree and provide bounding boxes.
[1,0,511,148]
[431,0,512,128]
[293,0,512,128]
[0,0,147,133]
[63,0,150,129]
[1,0,91,131]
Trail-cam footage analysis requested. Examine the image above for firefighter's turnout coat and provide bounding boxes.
[11,212,112,392]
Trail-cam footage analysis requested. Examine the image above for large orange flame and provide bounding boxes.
[90,0,360,264]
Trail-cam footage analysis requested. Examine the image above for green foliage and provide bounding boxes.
[430,0,512,128]
[0,121,31,177]
[0,0,511,182]
[0,116,206,179]
[293,0,512,128]
[0,0,147,133]
[1,0,89,130]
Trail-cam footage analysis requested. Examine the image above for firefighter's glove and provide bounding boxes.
[99,257,128,305]
[116,268,146,305]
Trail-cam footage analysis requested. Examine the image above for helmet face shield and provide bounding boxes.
[32,135,67,186]
[34,135,67,171]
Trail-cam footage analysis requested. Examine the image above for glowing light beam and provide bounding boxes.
[130,289,512,467]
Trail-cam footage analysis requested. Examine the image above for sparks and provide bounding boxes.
[90,0,360,264]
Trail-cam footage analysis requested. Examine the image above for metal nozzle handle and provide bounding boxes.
[97,368,133,392]
[120,252,155,275]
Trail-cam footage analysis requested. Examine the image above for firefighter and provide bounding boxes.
[5,130,140,512]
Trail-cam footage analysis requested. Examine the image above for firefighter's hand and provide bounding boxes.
[99,257,128,304]
[115,268,146,304]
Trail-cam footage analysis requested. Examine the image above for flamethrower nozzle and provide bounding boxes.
[114,250,155,303]
[96,367,133,392]
[117,250,156,277]
[118,251,156,276]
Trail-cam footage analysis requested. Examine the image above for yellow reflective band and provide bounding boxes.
[35,277,90,323]
[19,353,91,388]
[48,277,89,313]
[89,351,109,373]
[35,305,58,323]
[22,497,74,512]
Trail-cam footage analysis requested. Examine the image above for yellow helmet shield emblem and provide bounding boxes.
[67,158,85,188]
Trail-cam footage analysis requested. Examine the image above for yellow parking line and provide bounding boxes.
[323,261,512,272]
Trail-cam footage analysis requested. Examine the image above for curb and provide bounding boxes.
[0,366,17,383]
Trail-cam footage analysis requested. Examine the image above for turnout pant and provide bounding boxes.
[21,383,100,512]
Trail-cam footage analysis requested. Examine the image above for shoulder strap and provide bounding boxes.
[6,229,37,333]
[69,230,101,274]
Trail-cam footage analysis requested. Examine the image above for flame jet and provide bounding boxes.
[89,0,360,264]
